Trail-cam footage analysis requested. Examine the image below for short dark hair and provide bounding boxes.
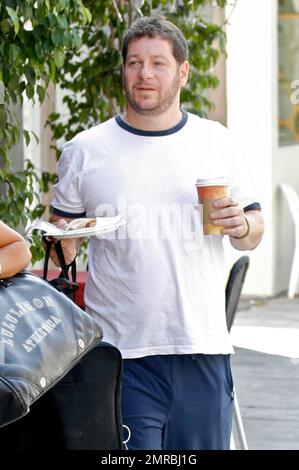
[122,15,188,64]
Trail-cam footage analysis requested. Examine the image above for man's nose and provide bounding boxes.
[138,64,154,80]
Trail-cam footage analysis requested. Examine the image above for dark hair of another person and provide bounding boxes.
[121,15,188,65]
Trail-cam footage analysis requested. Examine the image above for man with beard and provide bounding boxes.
[49,16,264,450]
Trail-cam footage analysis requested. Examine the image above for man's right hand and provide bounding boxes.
[44,219,77,267]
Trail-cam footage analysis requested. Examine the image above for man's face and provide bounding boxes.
[123,36,189,116]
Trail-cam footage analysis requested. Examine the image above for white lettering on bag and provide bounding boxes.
[1,294,60,348]
[22,316,62,352]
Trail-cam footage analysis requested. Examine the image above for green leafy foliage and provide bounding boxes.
[0,0,91,262]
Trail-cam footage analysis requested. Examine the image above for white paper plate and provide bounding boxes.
[45,219,126,239]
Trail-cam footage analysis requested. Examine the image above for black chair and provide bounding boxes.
[226,256,250,332]
[225,255,250,450]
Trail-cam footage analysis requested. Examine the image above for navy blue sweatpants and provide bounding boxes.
[121,354,234,450]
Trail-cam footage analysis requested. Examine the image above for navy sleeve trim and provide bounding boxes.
[51,207,86,218]
[244,202,261,212]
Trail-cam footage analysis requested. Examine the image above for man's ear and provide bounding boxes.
[180,61,189,87]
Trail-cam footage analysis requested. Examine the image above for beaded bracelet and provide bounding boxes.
[232,216,250,239]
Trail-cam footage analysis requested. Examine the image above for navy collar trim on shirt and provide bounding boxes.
[115,110,188,137]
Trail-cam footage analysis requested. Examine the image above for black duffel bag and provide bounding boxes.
[0,270,103,429]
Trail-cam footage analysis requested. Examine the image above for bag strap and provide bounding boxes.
[43,237,78,301]
[55,240,77,283]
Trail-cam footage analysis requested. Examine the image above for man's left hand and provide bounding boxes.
[209,196,247,238]
[209,197,264,251]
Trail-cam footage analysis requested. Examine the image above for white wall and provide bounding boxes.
[225,0,276,296]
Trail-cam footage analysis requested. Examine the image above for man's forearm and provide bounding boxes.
[229,210,264,251]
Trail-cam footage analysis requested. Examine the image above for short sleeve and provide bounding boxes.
[51,141,86,218]
[222,127,262,211]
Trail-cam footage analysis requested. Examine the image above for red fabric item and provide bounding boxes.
[31,270,87,309]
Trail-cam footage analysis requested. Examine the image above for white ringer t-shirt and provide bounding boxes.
[52,111,260,359]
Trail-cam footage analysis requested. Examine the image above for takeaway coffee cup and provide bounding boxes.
[196,177,229,235]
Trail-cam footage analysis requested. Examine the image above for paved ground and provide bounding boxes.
[231,295,299,450]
